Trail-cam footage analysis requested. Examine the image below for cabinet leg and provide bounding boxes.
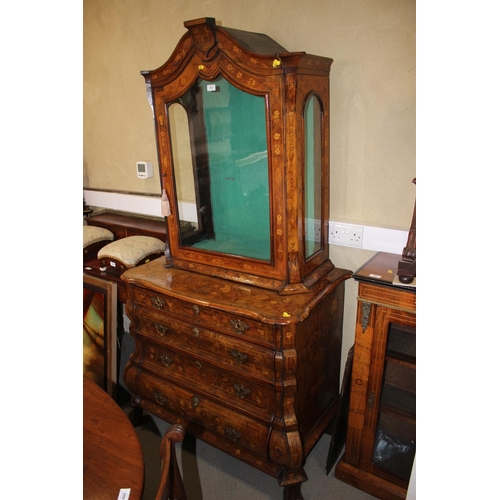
[128,402,143,427]
[283,483,304,500]
[279,469,307,500]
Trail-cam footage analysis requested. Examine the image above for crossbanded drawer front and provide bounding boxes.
[136,370,270,459]
[140,341,275,420]
[134,306,276,383]
[130,287,275,346]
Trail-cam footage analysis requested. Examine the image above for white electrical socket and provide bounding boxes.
[329,222,364,248]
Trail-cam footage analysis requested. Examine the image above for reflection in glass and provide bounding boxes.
[304,95,322,259]
[170,103,198,230]
[168,76,271,261]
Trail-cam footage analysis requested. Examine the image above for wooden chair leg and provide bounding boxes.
[155,424,188,500]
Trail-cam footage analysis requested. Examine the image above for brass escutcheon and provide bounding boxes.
[151,296,165,309]
[230,319,249,334]
[234,383,251,399]
[153,391,167,406]
[154,323,169,336]
[225,427,242,441]
[160,354,173,366]
[230,350,248,364]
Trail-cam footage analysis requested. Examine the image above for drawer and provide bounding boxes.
[134,306,276,383]
[130,287,276,346]
[134,369,271,459]
[140,341,275,420]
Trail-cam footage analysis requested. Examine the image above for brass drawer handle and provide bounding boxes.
[192,304,200,315]
[234,383,251,399]
[192,396,201,408]
[192,327,200,338]
[153,390,167,406]
[224,427,242,442]
[151,296,165,309]
[154,323,169,336]
[230,349,248,364]
[230,318,249,334]
[160,354,173,366]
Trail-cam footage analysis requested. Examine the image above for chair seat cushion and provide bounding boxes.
[98,235,165,270]
[83,225,114,248]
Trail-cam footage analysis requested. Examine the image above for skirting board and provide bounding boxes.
[84,189,162,218]
[83,189,408,254]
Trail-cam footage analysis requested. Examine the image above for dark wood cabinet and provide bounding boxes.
[335,252,416,500]
[121,18,350,499]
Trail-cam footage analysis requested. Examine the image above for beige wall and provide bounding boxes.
[84,0,416,369]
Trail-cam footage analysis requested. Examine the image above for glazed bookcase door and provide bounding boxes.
[362,305,416,488]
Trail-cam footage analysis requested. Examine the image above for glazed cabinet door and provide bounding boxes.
[336,254,415,500]
[362,305,416,486]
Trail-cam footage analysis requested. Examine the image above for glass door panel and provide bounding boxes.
[304,95,322,259]
[168,76,271,261]
[372,322,416,481]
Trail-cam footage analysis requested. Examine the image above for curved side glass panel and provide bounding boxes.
[304,94,323,259]
[169,103,199,233]
[168,76,271,261]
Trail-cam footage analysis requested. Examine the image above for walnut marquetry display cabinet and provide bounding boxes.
[335,252,416,500]
[122,18,350,499]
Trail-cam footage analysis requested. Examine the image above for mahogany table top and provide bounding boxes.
[83,376,144,500]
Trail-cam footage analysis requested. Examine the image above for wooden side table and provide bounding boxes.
[335,252,416,500]
[83,376,145,500]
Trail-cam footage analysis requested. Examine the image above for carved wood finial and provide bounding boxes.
[184,18,217,59]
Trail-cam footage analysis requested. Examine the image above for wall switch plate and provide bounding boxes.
[329,222,364,248]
